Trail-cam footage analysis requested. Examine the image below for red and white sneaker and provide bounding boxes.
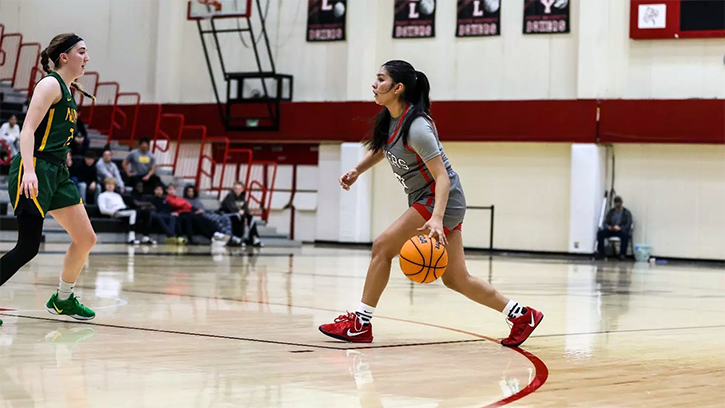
[319,311,373,343]
[501,307,544,347]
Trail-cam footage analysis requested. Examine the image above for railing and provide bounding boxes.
[0,33,22,84]
[75,71,99,110]
[226,148,253,191]
[151,105,185,176]
[28,65,44,94]
[88,82,140,143]
[0,24,6,66]
[246,161,277,222]
[14,42,40,92]
[194,127,230,198]
[112,91,141,144]
[0,140,11,165]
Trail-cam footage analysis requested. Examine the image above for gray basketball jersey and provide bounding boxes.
[382,109,467,230]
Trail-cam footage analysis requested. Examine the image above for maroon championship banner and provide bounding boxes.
[393,0,436,39]
[523,0,570,34]
[456,0,501,37]
[307,0,347,42]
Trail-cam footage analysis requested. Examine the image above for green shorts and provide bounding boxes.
[8,155,82,218]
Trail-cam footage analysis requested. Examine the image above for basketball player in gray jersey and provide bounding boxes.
[319,60,543,347]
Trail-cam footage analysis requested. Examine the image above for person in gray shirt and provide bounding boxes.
[319,60,543,348]
[597,196,633,260]
[123,137,162,194]
[96,149,125,192]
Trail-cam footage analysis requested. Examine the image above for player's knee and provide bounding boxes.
[371,235,397,260]
[75,230,97,250]
[20,241,41,264]
[442,269,474,293]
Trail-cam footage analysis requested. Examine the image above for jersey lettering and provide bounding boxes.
[65,107,77,124]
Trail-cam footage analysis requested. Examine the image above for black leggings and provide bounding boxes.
[0,215,44,286]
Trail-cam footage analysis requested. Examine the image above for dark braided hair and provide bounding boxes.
[364,60,431,152]
[40,33,95,101]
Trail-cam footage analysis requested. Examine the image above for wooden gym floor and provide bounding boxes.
[0,243,723,407]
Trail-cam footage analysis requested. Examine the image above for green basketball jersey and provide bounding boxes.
[33,72,78,163]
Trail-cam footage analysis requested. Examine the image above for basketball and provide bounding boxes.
[419,0,435,15]
[399,235,448,284]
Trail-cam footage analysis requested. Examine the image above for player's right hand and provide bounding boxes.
[339,169,360,191]
[20,171,39,199]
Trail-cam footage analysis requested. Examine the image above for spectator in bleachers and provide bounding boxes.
[221,181,262,247]
[98,178,155,245]
[150,185,185,245]
[96,149,126,192]
[596,196,633,261]
[165,184,226,245]
[123,137,162,194]
[70,132,90,160]
[0,114,21,159]
[70,151,98,205]
[183,185,243,247]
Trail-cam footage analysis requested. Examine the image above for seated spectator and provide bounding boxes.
[183,185,243,247]
[96,149,126,192]
[123,137,162,194]
[70,133,90,161]
[596,196,633,260]
[70,151,98,205]
[0,114,21,160]
[98,178,155,245]
[150,185,185,245]
[220,181,262,247]
[165,184,225,245]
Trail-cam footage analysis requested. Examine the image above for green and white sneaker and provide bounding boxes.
[46,292,96,321]
[0,318,3,326]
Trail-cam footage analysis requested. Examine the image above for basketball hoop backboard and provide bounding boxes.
[187,0,251,20]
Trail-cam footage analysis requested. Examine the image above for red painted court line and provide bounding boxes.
[379,315,548,408]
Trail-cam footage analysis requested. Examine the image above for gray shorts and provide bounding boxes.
[408,172,466,234]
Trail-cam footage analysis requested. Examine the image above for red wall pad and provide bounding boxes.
[149,100,598,143]
[599,99,725,144]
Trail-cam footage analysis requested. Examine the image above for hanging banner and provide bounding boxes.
[307,0,347,42]
[393,0,436,39]
[456,0,501,37]
[523,0,570,34]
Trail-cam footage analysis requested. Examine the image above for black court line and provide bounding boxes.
[530,324,725,339]
[8,250,298,258]
[0,313,495,351]
[346,338,487,350]
[3,313,346,350]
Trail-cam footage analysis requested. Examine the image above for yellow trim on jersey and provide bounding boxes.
[30,158,44,217]
[13,159,23,209]
[13,158,45,218]
[39,108,55,151]
[32,196,45,218]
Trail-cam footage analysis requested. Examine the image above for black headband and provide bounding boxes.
[49,35,83,64]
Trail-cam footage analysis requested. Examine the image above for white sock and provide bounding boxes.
[355,303,375,325]
[503,299,527,319]
[57,279,75,301]
[128,231,136,242]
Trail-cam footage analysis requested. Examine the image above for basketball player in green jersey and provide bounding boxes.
[0,34,97,327]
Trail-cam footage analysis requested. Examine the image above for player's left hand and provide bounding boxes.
[418,215,447,246]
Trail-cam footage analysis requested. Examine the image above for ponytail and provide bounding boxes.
[71,82,96,102]
[413,70,431,114]
[40,48,52,74]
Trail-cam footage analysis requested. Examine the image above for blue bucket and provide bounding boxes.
[634,244,652,263]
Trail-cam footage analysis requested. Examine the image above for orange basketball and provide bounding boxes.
[399,235,448,284]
